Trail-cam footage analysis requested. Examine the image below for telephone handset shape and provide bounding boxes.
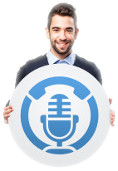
[29,76,91,100]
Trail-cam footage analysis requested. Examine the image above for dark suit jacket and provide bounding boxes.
[6,54,102,106]
[15,54,102,87]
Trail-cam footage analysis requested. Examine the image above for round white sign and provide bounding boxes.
[9,64,110,166]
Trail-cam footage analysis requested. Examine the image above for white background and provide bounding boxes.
[0,0,118,170]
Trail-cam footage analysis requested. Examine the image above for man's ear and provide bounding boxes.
[45,27,50,39]
[75,28,79,40]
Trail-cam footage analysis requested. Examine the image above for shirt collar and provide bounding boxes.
[46,51,76,65]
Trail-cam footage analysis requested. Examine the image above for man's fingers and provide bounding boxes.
[3,106,14,124]
[3,108,13,115]
[111,117,115,126]
[3,106,14,125]
[109,98,112,104]
[111,122,114,126]
[110,110,115,126]
[4,114,10,118]
[4,118,8,124]
[4,106,13,110]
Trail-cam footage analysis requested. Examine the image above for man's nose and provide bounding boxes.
[59,30,66,40]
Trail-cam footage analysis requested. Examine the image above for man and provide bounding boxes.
[3,3,115,125]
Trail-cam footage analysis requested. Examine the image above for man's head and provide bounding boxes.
[46,3,79,59]
[47,3,77,31]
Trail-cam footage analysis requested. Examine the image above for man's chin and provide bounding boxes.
[56,50,68,54]
[54,47,71,55]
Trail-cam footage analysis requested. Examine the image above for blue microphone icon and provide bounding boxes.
[41,94,79,154]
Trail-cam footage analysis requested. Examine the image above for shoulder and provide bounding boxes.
[74,55,102,84]
[15,54,48,87]
[23,54,48,72]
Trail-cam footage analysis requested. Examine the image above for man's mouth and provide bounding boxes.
[56,42,69,48]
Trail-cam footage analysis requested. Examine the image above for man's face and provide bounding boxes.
[46,15,79,57]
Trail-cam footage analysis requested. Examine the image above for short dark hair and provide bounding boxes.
[47,3,77,31]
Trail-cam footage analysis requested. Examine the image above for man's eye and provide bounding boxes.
[53,29,59,32]
[67,29,73,33]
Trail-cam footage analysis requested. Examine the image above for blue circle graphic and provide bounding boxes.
[21,76,98,154]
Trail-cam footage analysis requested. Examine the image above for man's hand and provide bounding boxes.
[109,98,115,126]
[3,106,14,124]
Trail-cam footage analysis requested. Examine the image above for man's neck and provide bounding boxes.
[50,49,72,60]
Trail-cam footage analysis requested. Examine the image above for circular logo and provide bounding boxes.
[9,64,110,166]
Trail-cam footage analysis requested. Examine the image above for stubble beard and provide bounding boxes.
[51,40,74,55]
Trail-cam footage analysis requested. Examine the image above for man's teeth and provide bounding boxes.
[59,43,67,45]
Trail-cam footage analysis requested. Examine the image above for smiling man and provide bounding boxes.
[46,14,78,59]
[3,3,115,125]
